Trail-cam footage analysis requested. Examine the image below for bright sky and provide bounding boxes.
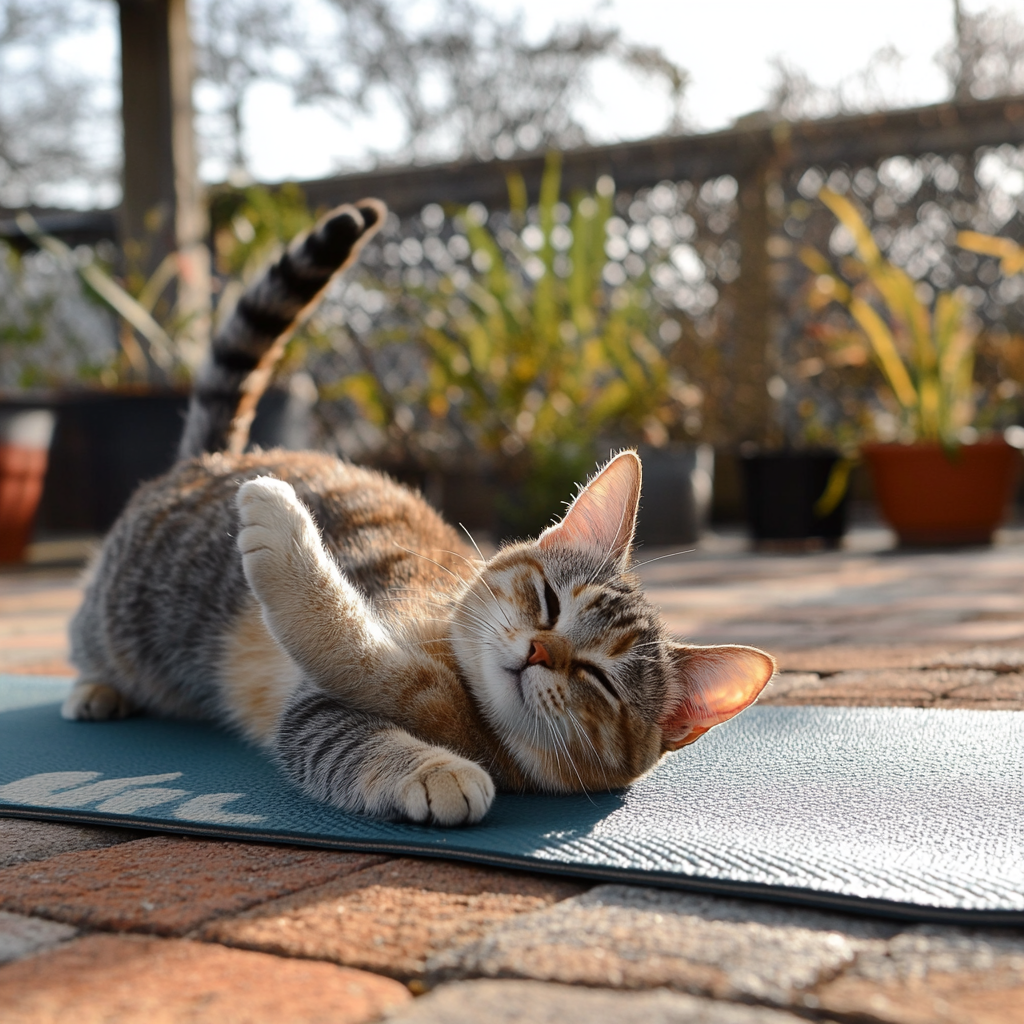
[61,0,1024,191]
[241,0,1011,183]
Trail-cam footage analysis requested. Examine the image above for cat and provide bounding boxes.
[63,199,776,826]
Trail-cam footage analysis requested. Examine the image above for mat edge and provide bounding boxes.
[2,804,1021,927]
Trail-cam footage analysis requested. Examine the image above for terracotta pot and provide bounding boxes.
[0,408,56,562]
[863,440,1021,546]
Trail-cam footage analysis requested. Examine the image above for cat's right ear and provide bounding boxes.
[659,643,776,751]
[538,451,641,567]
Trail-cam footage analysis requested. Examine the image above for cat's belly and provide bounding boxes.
[219,596,303,745]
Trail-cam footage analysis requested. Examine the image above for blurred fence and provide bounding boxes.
[6,95,1024,460]
[295,95,1024,456]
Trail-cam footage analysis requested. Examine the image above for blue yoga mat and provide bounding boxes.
[1,674,1021,925]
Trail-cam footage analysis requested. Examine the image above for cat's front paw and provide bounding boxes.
[398,752,495,826]
[236,476,309,553]
[236,476,322,592]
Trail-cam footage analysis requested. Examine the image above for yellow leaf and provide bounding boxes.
[849,298,918,410]
[819,189,881,265]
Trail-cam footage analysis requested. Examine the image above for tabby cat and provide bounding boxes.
[65,199,776,826]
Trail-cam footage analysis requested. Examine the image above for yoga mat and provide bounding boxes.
[1,674,1021,925]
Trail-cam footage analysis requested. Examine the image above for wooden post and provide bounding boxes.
[118,0,209,372]
[731,152,773,444]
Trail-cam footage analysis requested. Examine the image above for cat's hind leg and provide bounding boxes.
[61,679,135,721]
[276,685,495,826]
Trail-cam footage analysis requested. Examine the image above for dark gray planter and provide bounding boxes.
[633,444,714,547]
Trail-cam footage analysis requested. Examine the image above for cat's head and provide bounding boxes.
[450,451,775,792]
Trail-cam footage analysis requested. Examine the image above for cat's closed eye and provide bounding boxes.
[542,579,560,628]
[576,661,618,700]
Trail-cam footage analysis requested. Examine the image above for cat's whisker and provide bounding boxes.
[464,573,513,629]
[403,547,514,632]
[437,546,485,571]
[458,523,487,564]
[548,713,593,803]
[392,543,468,583]
[430,551,515,631]
[382,591,504,638]
[385,598,495,634]
[628,548,695,571]
[566,710,610,792]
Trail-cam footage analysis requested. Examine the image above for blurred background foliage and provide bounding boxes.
[800,187,980,447]
[770,144,1024,453]
[4,0,1024,495]
[321,154,694,530]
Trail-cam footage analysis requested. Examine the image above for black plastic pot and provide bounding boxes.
[32,387,292,536]
[741,450,848,546]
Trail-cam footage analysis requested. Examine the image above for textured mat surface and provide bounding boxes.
[1,674,1021,924]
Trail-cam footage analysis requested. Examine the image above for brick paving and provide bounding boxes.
[1,529,1023,1022]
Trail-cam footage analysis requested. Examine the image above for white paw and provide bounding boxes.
[236,477,311,555]
[62,682,133,721]
[398,752,496,826]
[236,477,323,592]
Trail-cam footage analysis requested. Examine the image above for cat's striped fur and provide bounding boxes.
[66,199,776,825]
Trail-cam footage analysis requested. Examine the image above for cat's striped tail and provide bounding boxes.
[179,198,386,459]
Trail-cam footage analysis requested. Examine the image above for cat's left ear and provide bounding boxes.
[660,644,776,751]
[538,451,641,567]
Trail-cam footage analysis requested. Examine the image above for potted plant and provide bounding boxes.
[2,193,307,542]
[332,154,709,543]
[800,188,1021,546]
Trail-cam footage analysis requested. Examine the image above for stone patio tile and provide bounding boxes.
[0,834,388,935]
[0,932,410,1024]
[384,979,825,1024]
[774,645,976,673]
[0,910,76,964]
[758,668,1024,709]
[758,672,823,701]
[814,925,1024,1024]
[918,646,1024,672]
[201,856,585,981]
[426,884,895,1004]
[0,816,144,868]
[760,667,1024,709]
[942,672,1024,702]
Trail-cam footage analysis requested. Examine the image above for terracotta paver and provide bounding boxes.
[202,856,585,981]
[0,817,143,868]
[0,834,388,934]
[385,979,814,1023]
[637,534,1024,650]
[921,646,1024,671]
[0,932,410,1024]
[0,569,79,674]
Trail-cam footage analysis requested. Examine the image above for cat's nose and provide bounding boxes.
[527,640,552,667]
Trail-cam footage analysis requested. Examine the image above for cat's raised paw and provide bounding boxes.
[398,753,495,826]
[236,477,309,551]
[62,681,134,722]
[236,477,325,595]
